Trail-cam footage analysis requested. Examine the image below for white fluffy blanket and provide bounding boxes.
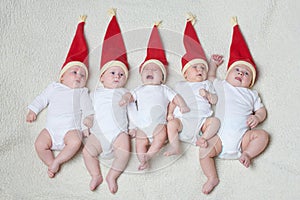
[1,0,299,199]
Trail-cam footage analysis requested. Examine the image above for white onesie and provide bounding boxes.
[28,82,94,150]
[90,87,128,159]
[128,84,176,142]
[173,80,215,145]
[213,79,264,159]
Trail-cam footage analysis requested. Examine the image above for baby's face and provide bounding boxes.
[60,65,87,88]
[141,63,163,85]
[226,64,253,88]
[184,63,207,82]
[100,66,127,89]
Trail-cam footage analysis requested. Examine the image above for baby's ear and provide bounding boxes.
[59,75,64,83]
[99,74,104,82]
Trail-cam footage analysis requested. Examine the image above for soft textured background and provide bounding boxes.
[1,0,299,199]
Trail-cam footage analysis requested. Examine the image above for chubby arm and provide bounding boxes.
[247,107,267,129]
[26,84,54,123]
[119,92,134,106]
[83,115,94,128]
[208,54,224,81]
[82,115,94,137]
[172,94,190,113]
[167,101,177,121]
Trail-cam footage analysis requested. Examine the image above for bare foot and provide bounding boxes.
[47,169,55,178]
[138,154,149,170]
[48,161,60,178]
[106,176,118,194]
[202,177,219,194]
[196,137,208,148]
[90,175,103,191]
[163,145,180,156]
[239,152,251,168]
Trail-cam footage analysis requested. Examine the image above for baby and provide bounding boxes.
[203,17,269,194]
[120,22,189,170]
[165,14,221,157]
[82,10,130,194]
[26,16,94,178]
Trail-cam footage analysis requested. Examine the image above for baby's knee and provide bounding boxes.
[208,117,220,126]
[65,130,82,146]
[136,137,149,147]
[259,130,269,143]
[83,145,99,158]
[249,129,269,143]
[34,139,48,150]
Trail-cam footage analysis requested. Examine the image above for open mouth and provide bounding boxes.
[197,73,202,77]
[235,77,242,82]
[146,75,154,79]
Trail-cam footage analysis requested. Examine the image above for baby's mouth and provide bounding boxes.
[146,75,154,79]
[235,77,242,82]
[197,73,202,77]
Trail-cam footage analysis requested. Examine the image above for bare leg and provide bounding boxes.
[199,135,222,194]
[48,130,82,178]
[34,129,54,177]
[201,117,220,141]
[106,132,130,194]
[145,124,167,164]
[240,129,269,168]
[164,119,182,156]
[198,117,220,158]
[82,134,103,191]
[135,130,150,170]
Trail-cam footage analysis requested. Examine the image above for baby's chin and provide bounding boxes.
[62,82,85,89]
[143,80,161,85]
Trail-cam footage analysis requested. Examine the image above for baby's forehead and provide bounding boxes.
[190,62,206,67]
[106,66,125,72]
[233,64,252,72]
[144,62,161,70]
[68,65,86,72]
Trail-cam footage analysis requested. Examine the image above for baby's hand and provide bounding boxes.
[167,114,174,121]
[119,93,132,106]
[199,89,208,98]
[26,110,37,123]
[82,129,90,137]
[119,99,127,106]
[196,137,208,148]
[83,115,94,128]
[128,129,137,138]
[210,54,224,67]
[247,115,260,129]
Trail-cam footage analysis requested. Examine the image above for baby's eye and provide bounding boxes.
[120,73,124,77]
[110,72,115,75]
[80,73,85,78]
[244,72,249,76]
[235,68,240,72]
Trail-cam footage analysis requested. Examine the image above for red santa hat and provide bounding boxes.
[140,21,168,83]
[100,8,129,79]
[59,16,89,80]
[181,13,208,75]
[226,16,257,87]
